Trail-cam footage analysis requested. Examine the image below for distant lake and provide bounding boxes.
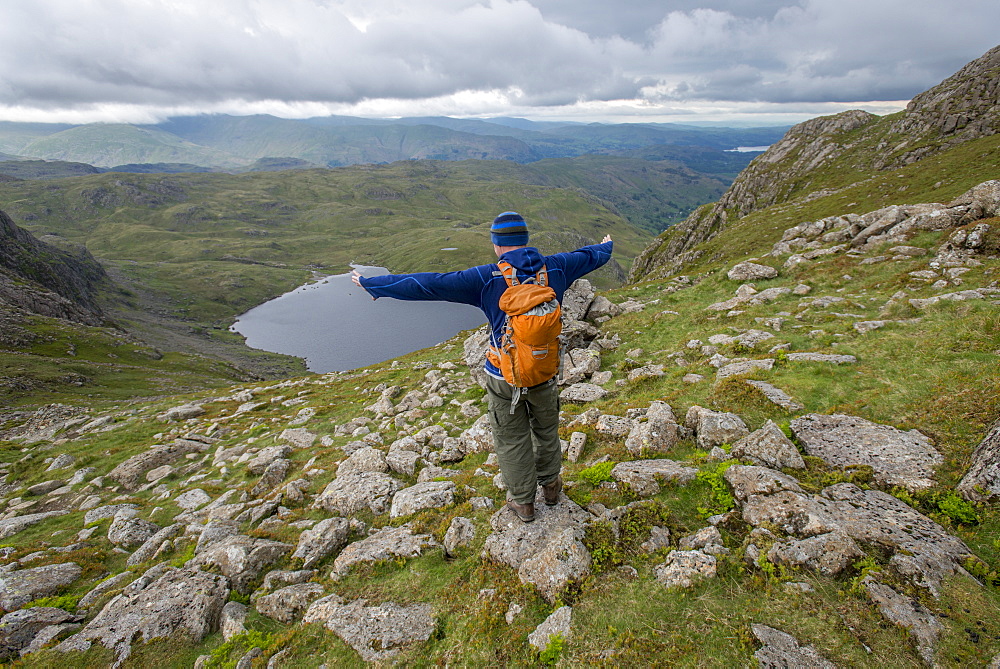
[231,266,486,373]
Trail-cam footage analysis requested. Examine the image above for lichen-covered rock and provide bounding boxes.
[332,525,438,576]
[731,420,805,469]
[559,383,608,403]
[107,511,160,548]
[307,598,435,663]
[0,511,69,541]
[791,413,942,491]
[654,550,717,589]
[187,535,293,594]
[245,445,292,475]
[255,583,325,624]
[0,607,82,660]
[390,481,456,519]
[957,420,1000,502]
[483,493,594,603]
[0,563,82,611]
[443,517,475,556]
[865,579,943,666]
[727,261,778,281]
[336,447,389,478]
[527,606,572,651]
[685,406,750,449]
[751,624,837,669]
[107,439,210,490]
[312,472,402,516]
[278,428,317,449]
[292,517,351,569]
[55,567,228,665]
[610,460,698,497]
[767,531,864,576]
[624,402,680,456]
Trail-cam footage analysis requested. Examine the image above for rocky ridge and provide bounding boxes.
[630,44,1000,282]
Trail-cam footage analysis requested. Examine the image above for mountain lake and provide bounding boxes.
[230,265,486,373]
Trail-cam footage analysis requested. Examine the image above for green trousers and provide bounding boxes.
[485,375,562,505]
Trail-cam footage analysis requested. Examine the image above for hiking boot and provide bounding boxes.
[542,475,562,506]
[506,500,535,523]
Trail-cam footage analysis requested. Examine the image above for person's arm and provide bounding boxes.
[554,236,613,284]
[351,266,489,306]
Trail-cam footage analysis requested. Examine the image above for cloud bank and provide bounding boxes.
[0,0,997,124]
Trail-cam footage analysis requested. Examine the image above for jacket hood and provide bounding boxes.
[497,247,545,273]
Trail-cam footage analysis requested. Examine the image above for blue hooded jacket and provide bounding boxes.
[359,241,613,379]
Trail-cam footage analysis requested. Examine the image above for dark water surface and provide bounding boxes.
[230,266,486,373]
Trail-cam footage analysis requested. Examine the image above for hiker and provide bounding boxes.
[351,211,613,522]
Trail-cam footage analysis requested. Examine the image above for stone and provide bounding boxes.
[624,405,681,456]
[0,563,82,611]
[108,440,209,490]
[0,511,69,541]
[77,571,135,609]
[337,446,389,478]
[559,383,608,403]
[751,624,836,669]
[187,535,293,594]
[716,359,775,379]
[562,279,596,321]
[458,414,494,455]
[727,261,778,281]
[683,373,704,384]
[309,598,435,663]
[157,403,205,422]
[678,526,723,551]
[591,370,613,385]
[785,352,857,364]
[527,606,572,651]
[54,567,229,665]
[255,583,325,624]
[610,460,697,497]
[313,472,403,516]
[957,420,1000,502]
[332,525,438,575]
[483,494,594,603]
[640,526,671,553]
[27,479,67,496]
[245,445,293,475]
[731,420,805,469]
[45,454,76,472]
[0,607,81,660]
[567,432,586,463]
[195,519,241,553]
[292,517,351,569]
[654,550,717,589]
[791,413,942,491]
[627,364,665,381]
[443,517,476,556]
[174,488,212,511]
[250,459,291,496]
[108,513,160,548]
[686,406,750,449]
[865,579,942,666]
[220,601,247,641]
[853,320,888,334]
[767,531,864,576]
[84,504,138,525]
[390,481,456,518]
[745,380,804,412]
[278,428,317,449]
[386,449,420,476]
[595,414,633,437]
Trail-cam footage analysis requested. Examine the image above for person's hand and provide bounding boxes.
[351,269,363,287]
[602,234,612,243]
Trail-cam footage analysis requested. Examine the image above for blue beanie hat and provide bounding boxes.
[491,211,529,246]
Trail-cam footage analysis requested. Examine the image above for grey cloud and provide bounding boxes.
[0,0,997,119]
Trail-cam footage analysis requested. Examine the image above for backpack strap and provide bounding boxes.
[496,260,548,287]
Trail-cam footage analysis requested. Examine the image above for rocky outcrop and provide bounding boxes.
[0,208,107,324]
[957,419,1000,502]
[630,45,1000,282]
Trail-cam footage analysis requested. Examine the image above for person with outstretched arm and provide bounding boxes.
[352,211,612,522]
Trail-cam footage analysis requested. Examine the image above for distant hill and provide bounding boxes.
[0,114,787,174]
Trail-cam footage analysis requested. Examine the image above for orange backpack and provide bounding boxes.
[489,261,563,394]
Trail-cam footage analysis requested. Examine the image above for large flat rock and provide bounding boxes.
[791,413,942,491]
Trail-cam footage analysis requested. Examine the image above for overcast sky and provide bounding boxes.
[1,0,997,126]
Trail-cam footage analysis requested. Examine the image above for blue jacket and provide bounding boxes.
[359,242,613,379]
